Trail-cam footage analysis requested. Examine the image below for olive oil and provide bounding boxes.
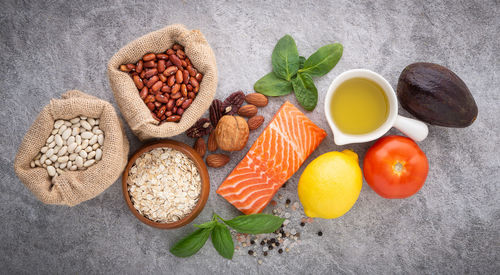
[330,78,389,134]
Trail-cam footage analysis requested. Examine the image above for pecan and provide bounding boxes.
[186,118,212,138]
[209,99,223,127]
[222,91,245,115]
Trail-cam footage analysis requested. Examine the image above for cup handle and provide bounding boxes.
[393,115,429,142]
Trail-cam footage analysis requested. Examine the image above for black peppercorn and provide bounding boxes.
[278,248,283,254]
[318,231,323,236]
[250,240,255,245]
[286,199,291,204]
[282,183,287,188]
[268,245,273,250]
[263,251,268,256]
[260,240,265,246]
[300,222,305,226]
[270,238,276,243]
[275,242,280,247]
[248,250,254,255]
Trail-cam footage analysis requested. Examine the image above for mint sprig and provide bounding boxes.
[170,213,284,259]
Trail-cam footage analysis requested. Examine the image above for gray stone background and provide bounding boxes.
[1,0,499,274]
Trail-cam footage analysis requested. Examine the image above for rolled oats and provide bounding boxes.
[127,148,202,223]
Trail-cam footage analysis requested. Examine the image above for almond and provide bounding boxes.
[238,104,258,117]
[193,138,206,157]
[245,93,268,107]
[206,154,230,168]
[247,115,265,130]
[208,131,218,152]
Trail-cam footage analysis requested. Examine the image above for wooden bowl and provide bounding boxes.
[122,139,210,229]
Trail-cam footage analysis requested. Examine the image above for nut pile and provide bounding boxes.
[120,44,203,123]
[32,117,104,178]
[127,148,201,223]
[188,91,268,168]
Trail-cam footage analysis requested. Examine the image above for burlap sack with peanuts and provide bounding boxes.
[107,24,218,140]
[14,90,129,206]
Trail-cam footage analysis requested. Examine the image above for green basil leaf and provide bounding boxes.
[272,35,300,81]
[211,223,234,259]
[292,73,318,111]
[223,214,285,234]
[299,56,306,69]
[194,220,217,229]
[254,72,293,96]
[299,43,343,77]
[170,228,211,258]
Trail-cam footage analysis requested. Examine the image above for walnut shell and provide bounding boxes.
[215,115,249,151]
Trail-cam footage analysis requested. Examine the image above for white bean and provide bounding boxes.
[46,135,54,144]
[79,150,87,159]
[54,120,64,129]
[87,118,96,126]
[41,146,48,154]
[75,156,83,167]
[72,127,80,136]
[46,148,54,158]
[58,125,67,135]
[87,151,96,159]
[45,159,52,165]
[85,146,92,153]
[97,134,104,145]
[40,154,47,164]
[81,139,89,149]
[69,153,77,161]
[55,134,63,147]
[81,120,92,131]
[62,128,72,140]
[47,166,56,176]
[57,156,69,163]
[74,145,82,153]
[67,136,75,145]
[89,135,98,145]
[58,146,67,156]
[95,148,102,161]
[70,117,80,124]
[76,135,82,145]
[83,159,95,167]
[49,155,58,162]
[59,162,67,169]
[68,143,77,153]
[92,143,99,150]
[70,165,77,171]
[81,131,93,139]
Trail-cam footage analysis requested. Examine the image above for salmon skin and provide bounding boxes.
[216,101,327,214]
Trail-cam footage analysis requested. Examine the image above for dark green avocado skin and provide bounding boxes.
[397,62,478,127]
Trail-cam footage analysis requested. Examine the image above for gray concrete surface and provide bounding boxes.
[1,0,499,274]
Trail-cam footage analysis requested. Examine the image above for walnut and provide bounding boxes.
[214,115,249,151]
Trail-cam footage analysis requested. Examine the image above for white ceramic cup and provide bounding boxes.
[324,69,428,145]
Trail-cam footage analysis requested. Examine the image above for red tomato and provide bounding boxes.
[363,135,429,199]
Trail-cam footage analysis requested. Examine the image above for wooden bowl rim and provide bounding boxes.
[122,139,210,229]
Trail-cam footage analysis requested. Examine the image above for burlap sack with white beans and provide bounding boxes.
[107,24,218,140]
[14,90,129,206]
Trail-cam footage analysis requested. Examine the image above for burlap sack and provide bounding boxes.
[14,90,129,206]
[107,24,218,140]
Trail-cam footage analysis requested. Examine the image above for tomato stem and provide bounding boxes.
[392,161,406,176]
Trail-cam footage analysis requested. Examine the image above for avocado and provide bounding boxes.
[397,62,478,128]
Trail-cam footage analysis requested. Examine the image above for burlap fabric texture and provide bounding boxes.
[14,90,129,206]
[107,24,218,140]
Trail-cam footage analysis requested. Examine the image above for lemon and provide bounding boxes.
[298,150,362,219]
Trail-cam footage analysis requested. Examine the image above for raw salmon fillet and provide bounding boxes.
[216,101,327,214]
